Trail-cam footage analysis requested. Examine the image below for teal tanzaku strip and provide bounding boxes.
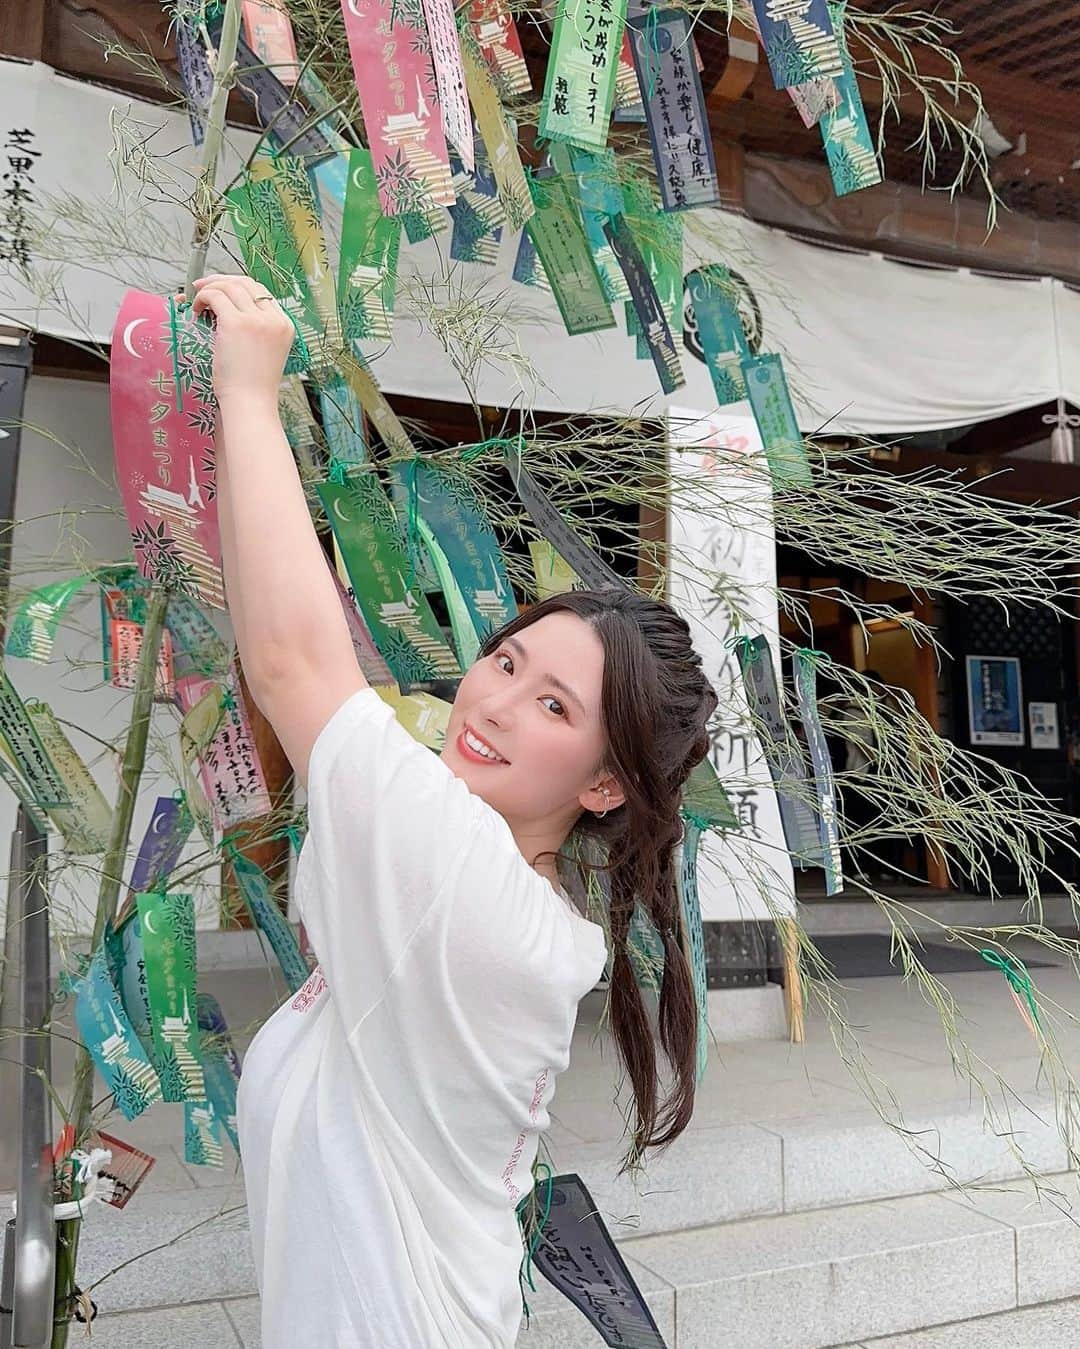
[416,516,484,668]
[735,634,822,864]
[317,471,461,686]
[228,846,311,994]
[6,575,94,663]
[525,171,615,337]
[136,889,205,1102]
[74,945,163,1121]
[685,264,751,405]
[184,1100,223,1167]
[678,817,709,1084]
[822,1,883,197]
[793,648,843,895]
[318,377,369,466]
[741,353,813,487]
[196,992,242,1155]
[390,457,517,659]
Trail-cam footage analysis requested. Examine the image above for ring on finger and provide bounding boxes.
[253,293,276,305]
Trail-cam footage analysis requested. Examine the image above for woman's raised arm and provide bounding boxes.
[191,274,366,785]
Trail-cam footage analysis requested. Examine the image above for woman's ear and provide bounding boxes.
[580,774,626,816]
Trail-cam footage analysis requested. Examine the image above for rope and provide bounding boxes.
[979,948,1042,1029]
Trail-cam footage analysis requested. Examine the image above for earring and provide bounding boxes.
[596,788,611,819]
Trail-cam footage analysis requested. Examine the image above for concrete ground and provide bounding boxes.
[16,922,1080,1347]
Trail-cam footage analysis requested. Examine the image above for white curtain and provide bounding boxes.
[1,57,1075,437]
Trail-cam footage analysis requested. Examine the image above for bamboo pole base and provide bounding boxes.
[779,915,806,1044]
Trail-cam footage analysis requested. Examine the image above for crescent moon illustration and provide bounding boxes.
[352,165,368,192]
[150,811,168,835]
[141,911,157,935]
[122,318,146,359]
[347,0,361,15]
[332,496,352,523]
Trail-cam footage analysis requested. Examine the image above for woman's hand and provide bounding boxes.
[189,273,295,409]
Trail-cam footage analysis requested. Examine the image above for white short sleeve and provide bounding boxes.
[295,689,608,1041]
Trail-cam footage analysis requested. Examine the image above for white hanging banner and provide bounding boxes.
[667,407,796,923]
[0,58,1073,437]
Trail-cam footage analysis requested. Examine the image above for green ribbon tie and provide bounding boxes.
[643,5,662,101]
[681,808,711,836]
[326,456,348,485]
[519,1161,554,1314]
[979,948,1041,1028]
[460,434,526,463]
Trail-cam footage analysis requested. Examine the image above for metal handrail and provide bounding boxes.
[4,808,54,1348]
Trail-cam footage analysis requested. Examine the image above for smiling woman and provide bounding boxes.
[193,270,716,1349]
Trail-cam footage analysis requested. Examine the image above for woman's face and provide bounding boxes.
[442,611,617,828]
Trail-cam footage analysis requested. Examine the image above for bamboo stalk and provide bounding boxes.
[184,0,244,300]
[50,2,246,1338]
[51,583,168,1348]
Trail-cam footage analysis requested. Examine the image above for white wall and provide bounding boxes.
[4,375,231,936]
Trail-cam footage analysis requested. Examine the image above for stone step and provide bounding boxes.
[545,1085,1069,1237]
[617,1171,1080,1349]
[63,1170,1080,1347]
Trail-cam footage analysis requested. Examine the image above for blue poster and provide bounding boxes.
[966,656,1024,747]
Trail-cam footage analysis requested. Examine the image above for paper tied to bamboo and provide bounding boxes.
[750,0,843,89]
[421,0,474,172]
[520,1174,668,1347]
[134,889,205,1101]
[735,634,822,865]
[620,169,684,342]
[23,701,113,854]
[339,0,455,215]
[449,143,506,267]
[229,847,311,993]
[329,564,395,686]
[74,945,163,1121]
[176,671,272,829]
[225,167,324,375]
[389,458,516,666]
[0,670,69,807]
[174,11,213,146]
[467,0,530,95]
[110,289,225,608]
[503,442,625,592]
[206,11,336,163]
[539,0,628,151]
[339,148,402,344]
[549,143,629,304]
[165,591,231,681]
[528,540,580,599]
[185,993,242,1164]
[512,230,552,292]
[240,0,300,85]
[6,575,93,664]
[604,213,684,392]
[319,378,370,469]
[318,471,461,687]
[460,24,534,230]
[87,1129,157,1209]
[251,155,343,359]
[821,1,882,196]
[613,31,645,120]
[525,171,615,337]
[110,616,176,702]
[685,264,752,405]
[793,648,843,893]
[116,795,195,928]
[627,8,720,211]
[741,354,813,488]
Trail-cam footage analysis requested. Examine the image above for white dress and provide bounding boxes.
[237,689,608,1347]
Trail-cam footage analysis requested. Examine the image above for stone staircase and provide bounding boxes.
[33,932,1080,1347]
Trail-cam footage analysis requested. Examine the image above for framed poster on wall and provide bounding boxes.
[966,655,1024,746]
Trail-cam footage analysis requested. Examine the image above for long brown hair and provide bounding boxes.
[481,589,717,1173]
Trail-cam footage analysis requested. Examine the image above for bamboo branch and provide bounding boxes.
[51,582,168,1348]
